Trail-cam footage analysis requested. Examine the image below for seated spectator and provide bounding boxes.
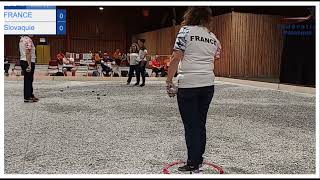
[56,52,65,65]
[150,55,165,77]
[102,52,111,62]
[101,61,112,77]
[101,53,112,77]
[89,51,93,59]
[94,51,103,64]
[113,49,122,66]
[62,53,77,76]
[120,52,129,66]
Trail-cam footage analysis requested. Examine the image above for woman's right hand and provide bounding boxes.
[26,66,31,72]
[166,80,177,98]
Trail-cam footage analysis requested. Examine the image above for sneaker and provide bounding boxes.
[178,164,199,172]
[191,164,204,174]
[140,83,145,87]
[24,99,33,103]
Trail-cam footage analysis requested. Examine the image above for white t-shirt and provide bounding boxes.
[129,53,139,65]
[63,57,75,66]
[173,25,221,88]
[137,49,148,62]
[19,36,36,63]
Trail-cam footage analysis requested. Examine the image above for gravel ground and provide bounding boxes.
[4,80,316,174]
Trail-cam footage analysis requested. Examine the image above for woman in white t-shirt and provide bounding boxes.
[127,43,139,85]
[166,7,222,173]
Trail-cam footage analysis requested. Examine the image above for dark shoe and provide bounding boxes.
[178,164,199,172]
[140,83,145,87]
[126,82,130,85]
[134,83,139,86]
[31,96,39,102]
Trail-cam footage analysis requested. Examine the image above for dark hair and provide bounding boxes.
[130,43,139,53]
[181,7,212,27]
[138,39,145,44]
[138,39,146,50]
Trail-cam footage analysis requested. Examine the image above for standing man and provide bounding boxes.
[136,39,148,87]
[166,7,221,173]
[19,35,39,102]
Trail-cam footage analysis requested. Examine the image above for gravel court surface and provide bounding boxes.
[4,80,316,174]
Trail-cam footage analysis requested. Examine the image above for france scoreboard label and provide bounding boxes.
[4,6,66,35]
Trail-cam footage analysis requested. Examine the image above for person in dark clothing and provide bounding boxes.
[19,35,39,102]
[136,39,148,87]
[4,57,10,76]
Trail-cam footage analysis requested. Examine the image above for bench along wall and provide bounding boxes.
[132,12,284,78]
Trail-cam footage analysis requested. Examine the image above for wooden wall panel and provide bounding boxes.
[132,14,232,77]
[132,26,177,56]
[4,36,66,63]
[133,12,283,78]
[4,36,20,61]
[210,13,232,77]
[231,12,283,78]
[46,37,66,58]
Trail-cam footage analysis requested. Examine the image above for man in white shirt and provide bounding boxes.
[19,35,39,102]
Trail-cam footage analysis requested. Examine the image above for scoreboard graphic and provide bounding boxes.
[4,6,66,35]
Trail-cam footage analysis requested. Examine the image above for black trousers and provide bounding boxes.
[136,61,146,84]
[20,60,35,100]
[101,63,112,76]
[152,67,165,77]
[127,65,138,83]
[4,63,10,73]
[177,85,214,166]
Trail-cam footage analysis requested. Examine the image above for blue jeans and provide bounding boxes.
[127,65,138,83]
